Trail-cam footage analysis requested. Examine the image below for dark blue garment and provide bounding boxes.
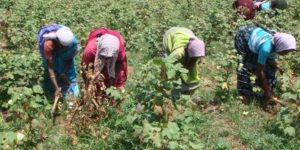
[234,25,277,98]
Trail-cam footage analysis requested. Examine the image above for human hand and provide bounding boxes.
[54,87,62,98]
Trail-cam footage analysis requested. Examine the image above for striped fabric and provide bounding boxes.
[96,34,120,58]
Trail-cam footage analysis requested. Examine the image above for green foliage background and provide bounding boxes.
[1,0,300,149]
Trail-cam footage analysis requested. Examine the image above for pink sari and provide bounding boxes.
[82,28,128,88]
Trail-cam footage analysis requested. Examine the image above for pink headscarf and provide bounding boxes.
[273,33,297,52]
[187,38,205,57]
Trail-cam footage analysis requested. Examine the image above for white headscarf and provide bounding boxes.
[56,27,74,46]
[42,27,74,46]
[95,34,120,78]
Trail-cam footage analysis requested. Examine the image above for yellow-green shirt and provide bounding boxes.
[163,27,200,84]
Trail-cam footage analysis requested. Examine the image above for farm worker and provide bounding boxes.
[37,24,80,98]
[233,0,256,20]
[82,28,127,90]
[233,0,288,20]
[234,24,296,104]
[254,0,288,11]
[163,27,205,92]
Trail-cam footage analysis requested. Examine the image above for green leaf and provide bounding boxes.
[32,85,43,94]
[162,122,180,139]
[30,100,41,108]
[189,141,204,150]
[166,69,176,79]
[152,134,162,148]
[7,87,15,95]
[6,72,14,79]
[293,80,300,91]
[31,119,41,128]
[168,141,179,149]
[152,58,164,65]
[0,131,17,145]
[281,74,290,82]
[106,87,122,100]
[284,127,295,137]
[178,67,188,74]
[282,92,297,100]
[142,121,152,137]
[184,117,193,124]
[23,87,33,96]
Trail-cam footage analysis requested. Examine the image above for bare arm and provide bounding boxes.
[256,64,272,99]
[44,40,61,96]
[47,59,61,96]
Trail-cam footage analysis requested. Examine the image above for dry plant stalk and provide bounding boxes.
[163,99,175,121]
[270,97,287,106]
[153,99,176,121]
[64,59,112,145]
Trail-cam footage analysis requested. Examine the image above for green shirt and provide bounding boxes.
[163,27,200,84]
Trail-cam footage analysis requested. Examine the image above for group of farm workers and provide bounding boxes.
[38,25,204,98]
[38,26,128,101]
[233,0,288,20]
[37,0,296,107]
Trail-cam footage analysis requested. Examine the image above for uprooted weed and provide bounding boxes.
[62,60,112,144]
